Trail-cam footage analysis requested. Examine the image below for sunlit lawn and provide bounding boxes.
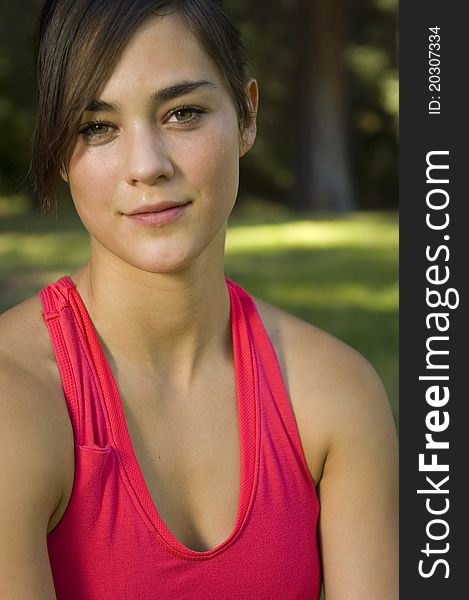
[0,198,398,426]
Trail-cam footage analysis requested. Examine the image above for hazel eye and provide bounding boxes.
[174,109,193,122]
[79,121,115,142]
[166,106,205,125]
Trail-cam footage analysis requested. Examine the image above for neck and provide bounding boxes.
[71,228,231,384]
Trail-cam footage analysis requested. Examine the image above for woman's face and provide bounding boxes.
[66,13,257,274]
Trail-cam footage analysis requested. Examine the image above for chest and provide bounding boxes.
[48,325,326,548]
[120,371,241,552]
[50,362,242,552]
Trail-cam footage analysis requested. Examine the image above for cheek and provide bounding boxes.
[68,150,120,215]
[182,120,240,207]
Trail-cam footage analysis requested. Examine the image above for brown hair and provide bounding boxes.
[31,0,252,212]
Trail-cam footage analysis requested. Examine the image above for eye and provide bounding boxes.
[78,120,116,143]
[165,106,206,126]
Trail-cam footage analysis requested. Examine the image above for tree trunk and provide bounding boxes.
[290,0,354,211]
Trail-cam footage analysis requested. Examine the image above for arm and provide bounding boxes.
[0,358,62,600]
[317,355,398,600]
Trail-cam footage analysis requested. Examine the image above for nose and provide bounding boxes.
[124,125,174,186]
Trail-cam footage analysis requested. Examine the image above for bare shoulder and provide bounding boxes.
[0,291,71,442]
[253,297,397,482]
[0,294,60,398]
[0,295,74,530]
[1,293,48,353]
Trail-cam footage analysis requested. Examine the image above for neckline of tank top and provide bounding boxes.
[56,274,260,560]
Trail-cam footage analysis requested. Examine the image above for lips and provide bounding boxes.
[125,200,191,216]
[123,200,191,226]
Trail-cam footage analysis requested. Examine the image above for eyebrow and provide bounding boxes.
[84,80,217,113]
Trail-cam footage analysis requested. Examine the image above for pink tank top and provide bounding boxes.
[41,276,321,599]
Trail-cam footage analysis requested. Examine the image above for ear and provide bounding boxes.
[60,165,69,183]
[239,78,259,158]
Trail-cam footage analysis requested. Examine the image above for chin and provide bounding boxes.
[94,224,225,276]
[124,245,202,275]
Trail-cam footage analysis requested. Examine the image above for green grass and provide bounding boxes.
[0,200,398,426]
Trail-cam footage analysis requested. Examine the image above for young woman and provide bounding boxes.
[0,1,398,598]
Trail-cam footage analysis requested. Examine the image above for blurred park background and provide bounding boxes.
[0,0,398,425]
